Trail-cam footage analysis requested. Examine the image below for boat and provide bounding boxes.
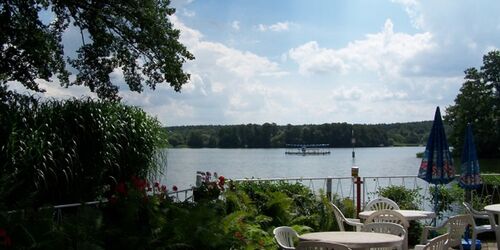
[285,144,331,155]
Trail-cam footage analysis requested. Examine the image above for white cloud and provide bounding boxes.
[288,19,435,78]
[391,0,424,29]
[258,21,294,32]
[231,21,240,31]
[182,9,196,17]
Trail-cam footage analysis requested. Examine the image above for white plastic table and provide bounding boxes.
[299,231,403,249]
[484,204,500,247]
[358,209,436,221]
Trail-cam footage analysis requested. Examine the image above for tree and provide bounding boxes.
[1,0,194,100]
[445,51,500,158]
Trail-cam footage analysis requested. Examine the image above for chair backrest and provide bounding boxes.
[463,201,485,223]
[362,222,406,250]
[421,233,449,250]
[273,226,299,250]
[296,241,351,250]
[445,214,473,247]
[365,197,400,211]
[364,209,409,229]
[362,222,406,238]
[330,202,348,231]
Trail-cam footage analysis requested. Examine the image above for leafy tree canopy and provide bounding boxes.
[445,50,500,158]
[0,0,194,100]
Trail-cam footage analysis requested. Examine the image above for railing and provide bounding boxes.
[15,174,499,218]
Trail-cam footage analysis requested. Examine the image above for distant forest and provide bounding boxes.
[164,121,437,148]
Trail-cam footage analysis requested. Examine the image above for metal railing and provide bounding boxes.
[15,174,498,217]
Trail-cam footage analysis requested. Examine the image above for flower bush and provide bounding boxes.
[193,171,226,202]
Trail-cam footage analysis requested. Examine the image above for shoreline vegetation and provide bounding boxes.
[164,121,435,149]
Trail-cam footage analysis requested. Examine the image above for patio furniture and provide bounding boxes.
[330,203,363,232]
[484,204,500,249]
[364,197,400,211]
[359,210,435,221]
[420,214,472,250]
[299,231,403,249]
[414,233,449,250]
[364,210,410,250]
[361,222,406,250]
[274,226,299,250]
[463,202,494,250]
[296,241,351,250]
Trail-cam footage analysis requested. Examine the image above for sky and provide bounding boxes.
[11,0,500,126]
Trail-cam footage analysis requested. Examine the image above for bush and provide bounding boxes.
[0,96,166,209]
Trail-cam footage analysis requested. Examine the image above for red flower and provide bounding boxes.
[172,185,178,192]
[115,182,127,195]
[161,185,167,192]
[109,196,118,205]
[218,176,225,185]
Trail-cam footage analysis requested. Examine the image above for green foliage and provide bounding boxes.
[375,185,423,210]
[445,50,500,158]
[373,185,424,246]
[0,97,165,209]
[166,121,433,148]
[428,184,464,219]
[1,0,194,100]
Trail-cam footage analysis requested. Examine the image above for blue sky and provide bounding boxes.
[15,0,500,126]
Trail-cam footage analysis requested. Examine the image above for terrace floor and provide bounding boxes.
[408,235,498,249]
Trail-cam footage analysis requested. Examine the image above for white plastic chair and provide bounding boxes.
[364,209,409,250]
[361,222,406,250]
[463,202,494,250]
[273,226,299,250]
[414,233,449,250]
[296,241,351,250]
[420,214,472,250]
[364,197,400,211]
[330,202,363,232]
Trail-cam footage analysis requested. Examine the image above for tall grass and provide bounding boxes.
[0,94,166,209]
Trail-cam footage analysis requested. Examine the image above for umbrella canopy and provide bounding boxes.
[418,106,455,184]
[459,123,482,189]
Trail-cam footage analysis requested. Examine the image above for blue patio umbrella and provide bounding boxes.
[459,123,482,250]
[418,107,455,221]
[459,123,482,196]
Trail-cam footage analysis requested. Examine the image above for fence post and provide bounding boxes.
[326,177,332,201]
[355,177,363,217]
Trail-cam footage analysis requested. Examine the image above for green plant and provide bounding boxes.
[374,185,424,246]
[375,185,423,210]
[428,184,464,219]
[0,97,165,209]
[193,172,225,202]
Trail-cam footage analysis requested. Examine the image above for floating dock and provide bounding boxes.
[285,144,331,155]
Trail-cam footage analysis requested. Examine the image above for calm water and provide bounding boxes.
[161,147,426,190]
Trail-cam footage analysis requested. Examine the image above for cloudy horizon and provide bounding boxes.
[8,0,500,126]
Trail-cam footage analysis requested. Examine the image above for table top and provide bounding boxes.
[484,204,500,213]
[358,209,436,220]
[299,231,403,249]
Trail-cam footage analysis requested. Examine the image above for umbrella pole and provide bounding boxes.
[465,189,472,203]
[434,184,439,227]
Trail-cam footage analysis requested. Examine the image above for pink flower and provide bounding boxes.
[161,185,167,192]
[172,185,178,192]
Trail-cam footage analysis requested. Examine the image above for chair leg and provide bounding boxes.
[471,233,476,250]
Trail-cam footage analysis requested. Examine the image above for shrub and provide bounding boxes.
[0,96,166,209]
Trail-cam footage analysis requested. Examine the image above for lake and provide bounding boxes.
[161,147,428,190]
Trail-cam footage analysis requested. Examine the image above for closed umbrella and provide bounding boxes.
[418,107,455,221]
[459,123,482,201]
